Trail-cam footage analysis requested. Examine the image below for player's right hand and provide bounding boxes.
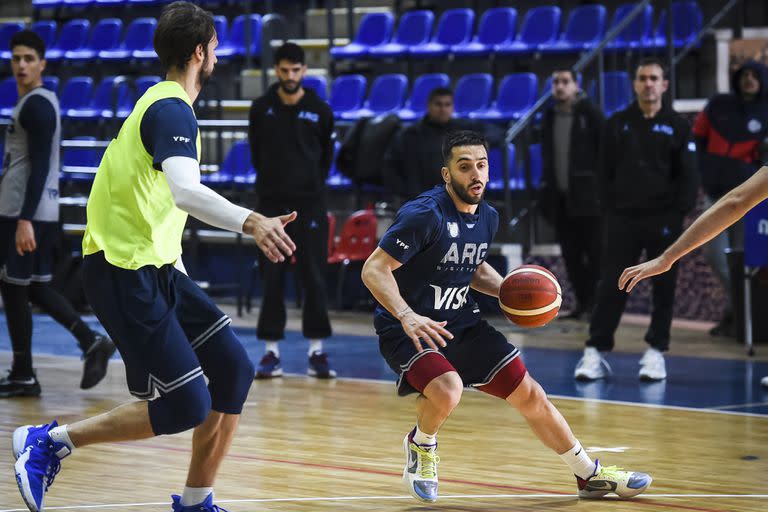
[401,312,454,352]
[246,211,297,263]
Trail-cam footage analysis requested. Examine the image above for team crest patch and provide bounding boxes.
[447,222,459,238]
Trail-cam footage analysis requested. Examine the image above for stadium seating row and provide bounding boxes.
[33,0,223,8]
[331,2,703,60]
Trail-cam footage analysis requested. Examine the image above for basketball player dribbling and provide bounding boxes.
[362,130,652,503]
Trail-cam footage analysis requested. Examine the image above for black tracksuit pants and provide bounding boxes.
[587,211,683,352]
[256,199,332,341]
[555,201,601,313]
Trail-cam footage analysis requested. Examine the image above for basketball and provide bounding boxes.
[498,265,562,328]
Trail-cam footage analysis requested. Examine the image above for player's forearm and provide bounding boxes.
[470,262,503,297]
[162,156,251,233]
[361,260,410,318]
[661,166,768,265]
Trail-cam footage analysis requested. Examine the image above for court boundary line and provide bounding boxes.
[2,493,767,512]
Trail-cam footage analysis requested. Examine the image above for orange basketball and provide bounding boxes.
[499,264,562,328]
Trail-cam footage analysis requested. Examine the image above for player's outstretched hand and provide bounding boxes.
[401,312,454,352]
[245,211,297,263]
[619,255,673,293]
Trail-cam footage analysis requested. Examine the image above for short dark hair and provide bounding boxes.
[428,87,453,103]
[154,1,215,73]
[636,57,668,80]
[274,42,305,65]
[10,30,45,59]
[442,130,488,165]
[552,68,577,82]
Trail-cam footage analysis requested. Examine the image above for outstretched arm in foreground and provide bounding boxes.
[619,165,768,292]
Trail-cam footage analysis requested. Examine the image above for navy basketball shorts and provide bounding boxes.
[379,319,525,396]
[0,221,58,286]
[82,251,234,400]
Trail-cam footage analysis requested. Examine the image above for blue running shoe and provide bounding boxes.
[255,351,283,379]
[308,351,337,379]
[171,493,229,511]
[13,421,71,512]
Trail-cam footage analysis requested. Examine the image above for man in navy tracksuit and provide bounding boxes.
[692,60,768,337]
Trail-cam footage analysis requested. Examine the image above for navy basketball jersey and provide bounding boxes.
[375,186,499,334]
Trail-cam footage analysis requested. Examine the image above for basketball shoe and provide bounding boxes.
[13,421,71,512]
[574,347,611,381]
[576,459,652,498]
[402,428,439,502]
[255,351,282,379]
[308,351,336,379]
[171,493,228,511]
[0,370,41,398]
[638,348,666,381]
[80,334,117,390]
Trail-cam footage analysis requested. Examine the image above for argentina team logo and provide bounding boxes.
[447,222,459,238]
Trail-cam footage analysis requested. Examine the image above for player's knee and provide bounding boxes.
[203,328,255,414]
[512,377,550,417]
[424,372,463,414]
[149,377,212,435]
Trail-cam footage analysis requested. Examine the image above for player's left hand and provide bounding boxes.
[15,220,36,255]
[619,255,673,293]
[245,211,297,263]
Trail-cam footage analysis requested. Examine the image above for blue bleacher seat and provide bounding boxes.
[67,18,122,61]
[0,23,26,61]
[302,75,328,102]
[326,141,352,191]
[409,8,474,59]
[495,6,560,56]
[32,0,63,8]
[470,73,538,122]
[368,10,434,59]
[607,3,654,51]
[215,14,261,59]
[453,73,493,117]
[528,143,542,188]
[397,73,450,121]
[452,7,517,58]
[43,76,59,93]
[651,1,703,50]
[540,5,606,53]
[94,0,126,5]
[487,144,518,190]
[135,75,161,97]
[331,12,394,60]
[31,21,57,50]
[588,71,632,117]
[61,136,103,182]
[340,73,408,120]
[213,15,228,44]
[63,0,94,7]
[0,78,18,118]
[60,76,94,118]
[46,19,90,61]
[99,18,156,62]
[329,74,367,119]
[223,140,255,186]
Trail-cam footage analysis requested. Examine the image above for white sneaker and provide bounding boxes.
[577,459,652,499]
[761,376,768,388]
[402,428,439,502]
[574,347,611,381]
[638,348,666,381]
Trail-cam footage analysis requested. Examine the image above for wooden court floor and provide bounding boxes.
[1,350,767,512]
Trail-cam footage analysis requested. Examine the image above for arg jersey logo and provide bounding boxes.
[429,284,469,310]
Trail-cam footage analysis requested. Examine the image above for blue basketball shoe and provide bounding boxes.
[171,493,229,511]
[576,459,652,498]
[402,428,439,502]
[13,421,71,512]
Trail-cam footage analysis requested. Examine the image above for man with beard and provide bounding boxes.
[574,58,699,382]
[11,3,296,512]
[361,130,652,504]
[248,42,336,379]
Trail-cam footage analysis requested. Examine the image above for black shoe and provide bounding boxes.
[0,371,41,398]
[709,317,736,338]
[81,335,117,389]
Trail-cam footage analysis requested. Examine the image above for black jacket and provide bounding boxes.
[540,94,604,218]
[692,60,768,199]
[600,101,699,215]
[248,84,334,202]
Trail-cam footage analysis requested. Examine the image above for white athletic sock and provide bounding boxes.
[559,442,596,480]
[48,425,75,452]
[413,425,437,447]
[181,487,213,507]
[265,341,280,357]
[308,339,323,356]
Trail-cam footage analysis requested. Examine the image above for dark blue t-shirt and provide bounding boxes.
[374,186,499,335]
[139,98,198,171]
